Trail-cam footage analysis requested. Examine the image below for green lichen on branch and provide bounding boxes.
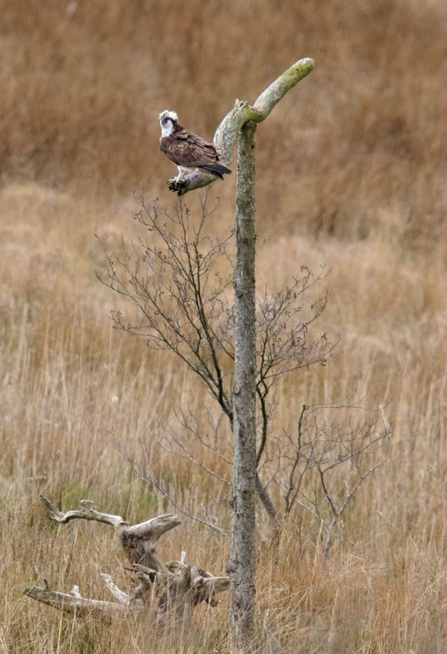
[252,57,315,118]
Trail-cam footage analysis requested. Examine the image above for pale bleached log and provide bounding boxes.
[39,495,129,531]
[26,497,229,623]
[100,573,130,605]
[23,586,135,619]
[40,494,180,571]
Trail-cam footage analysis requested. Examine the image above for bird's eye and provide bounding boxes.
[161,118,168,124]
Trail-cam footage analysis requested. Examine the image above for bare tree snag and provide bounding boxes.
[227,119,257,649]
[25,496,229,625]
[227,60,315,652]
[101,56,317,651]
[167,57,315,195]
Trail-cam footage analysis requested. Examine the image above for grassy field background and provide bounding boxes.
[1,0,447,651]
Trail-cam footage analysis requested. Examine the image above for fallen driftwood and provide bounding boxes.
[24,495,229,625]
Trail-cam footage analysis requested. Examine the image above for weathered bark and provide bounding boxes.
[25,496,229,624]
[40,494,180,573]
[103,57,316,651]
[227,120,258,651]
[225,60,315,652]
[23,585,133,620]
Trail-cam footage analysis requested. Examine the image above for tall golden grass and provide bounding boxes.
[1,0,447,651]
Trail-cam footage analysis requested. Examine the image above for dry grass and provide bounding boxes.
[1,0,447,651]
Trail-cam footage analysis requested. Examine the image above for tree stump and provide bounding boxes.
[24,495,229,627]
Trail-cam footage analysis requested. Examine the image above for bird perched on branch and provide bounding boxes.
[159,110,232,185]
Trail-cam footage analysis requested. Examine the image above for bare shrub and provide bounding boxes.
[98,196,389,555]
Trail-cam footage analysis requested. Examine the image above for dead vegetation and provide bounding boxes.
[25,496,229,627]
[1,0,447,651]
[1,0,447,250]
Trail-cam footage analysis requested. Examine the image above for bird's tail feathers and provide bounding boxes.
[201,162,232,179]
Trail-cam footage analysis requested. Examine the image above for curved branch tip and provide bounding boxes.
[168,56,316,195]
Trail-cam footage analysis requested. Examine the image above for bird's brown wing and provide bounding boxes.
[160,129,218,168]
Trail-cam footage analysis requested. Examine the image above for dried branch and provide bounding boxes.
[134,461,229,537]
[100,573,130,605]
[40,494,180,570]
[321,456,387,558]
[26,498,229,623]
[98,199,235,421]
[40,495,129,531]
[169,58,315,195]
[23,585,132,620]
[99,200,332,530]
[275,403,392,555]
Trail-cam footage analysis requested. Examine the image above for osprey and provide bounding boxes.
[159,110,232,184]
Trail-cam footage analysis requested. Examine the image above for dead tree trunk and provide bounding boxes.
[227,119,258,650]
[24,495,229,627]
[165,57,316,652]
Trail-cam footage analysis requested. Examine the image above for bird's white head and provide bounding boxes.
[159,110,179,137]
